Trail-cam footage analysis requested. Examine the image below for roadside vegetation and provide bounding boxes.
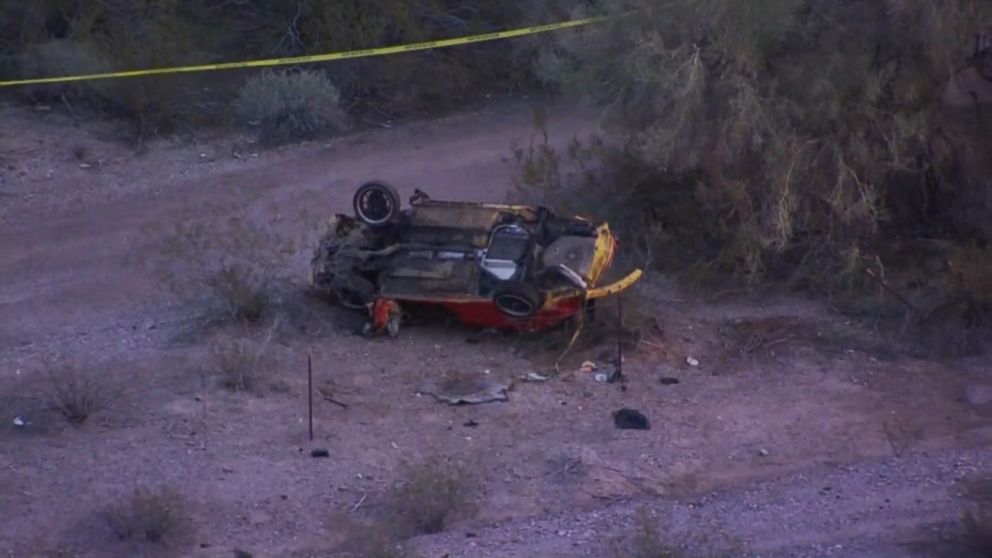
[3,1,988,352]
[518,0,992,355]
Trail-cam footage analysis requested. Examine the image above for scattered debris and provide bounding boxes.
[78,163,92,170]
[13,416,26,427]
[613,408,650,430]
[523,372,549,382]
[686,356,700,367]
[588,361,620,384]
[659,377,681,385]
[317,385,349,409]
[311,448,330,458]
[419,376,510,405]
[463,419,479,428]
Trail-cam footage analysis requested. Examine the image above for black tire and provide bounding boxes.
[492,282,544,318]
[353,181,401,227]
[330,274,376,311]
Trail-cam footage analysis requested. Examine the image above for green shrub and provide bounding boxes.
[235,69,348,144]
[522,0,992,346]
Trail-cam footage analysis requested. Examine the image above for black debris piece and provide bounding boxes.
[613,408,650,430]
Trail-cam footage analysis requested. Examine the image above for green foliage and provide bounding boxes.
[235,70,347,144]
[0,0,540,130]
[525,0,992,346]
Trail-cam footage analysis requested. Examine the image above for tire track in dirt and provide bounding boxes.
[0,103,595,363]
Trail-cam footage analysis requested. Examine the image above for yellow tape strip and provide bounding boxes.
[0,15,608,87]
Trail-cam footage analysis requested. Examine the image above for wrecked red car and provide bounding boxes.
[311,181,642,335]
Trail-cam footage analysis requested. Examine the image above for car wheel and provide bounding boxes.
[330,274,376,311]
[493,282,543,318]
[353,181,401,227]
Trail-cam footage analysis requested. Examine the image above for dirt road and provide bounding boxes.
[1,101,989,558]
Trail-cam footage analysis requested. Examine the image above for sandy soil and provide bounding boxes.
[0,101,989,558]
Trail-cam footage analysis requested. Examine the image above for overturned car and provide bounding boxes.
[311,181,642,335]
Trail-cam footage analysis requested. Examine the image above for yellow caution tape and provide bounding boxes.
[0,15,609,87]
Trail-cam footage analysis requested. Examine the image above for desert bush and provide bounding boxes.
[102,485,187,543]
[17,39,112,108]
[235,69,348,144]
[10,3,226,136]
[42,363,118,425]
[209,320,278,393]
[1,0,546,136]
[153,205,299,325]
[521,0,992,347]
[385,455,478,536]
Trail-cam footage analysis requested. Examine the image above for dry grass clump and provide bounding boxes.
[101,486,187,543]
[385,454,479,536]
[151,205,300,327]
[611,508,732,558]
[42,363,119,425]
[209,319,279,393]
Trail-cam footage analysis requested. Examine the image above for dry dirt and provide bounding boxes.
[0,101,990,558]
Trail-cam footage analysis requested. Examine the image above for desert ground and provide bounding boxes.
[0,101,990,558]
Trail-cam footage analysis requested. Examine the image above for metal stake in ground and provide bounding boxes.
[308,351,314,442]
[615,293,624,382]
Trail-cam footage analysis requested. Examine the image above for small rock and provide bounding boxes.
[759,448,770,457]
[13,416,26,427]
[594,373,609,383]
[311,448,330,458]
[965,384,992,407]
[78,163,92,169]
[686,356,700,367]
[659,377,680,385]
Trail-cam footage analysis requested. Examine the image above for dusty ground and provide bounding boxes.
[0,101,990,558]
